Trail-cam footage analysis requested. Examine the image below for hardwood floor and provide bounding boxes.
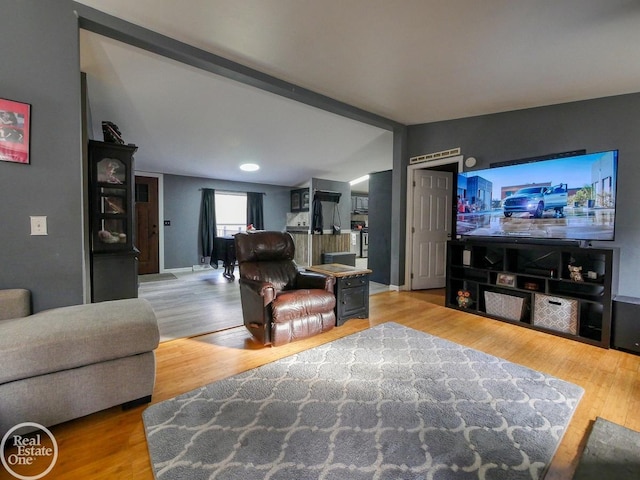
[4,290,638,480]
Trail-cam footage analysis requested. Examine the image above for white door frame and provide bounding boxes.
[134,171,165,273]
[404,155,463,290]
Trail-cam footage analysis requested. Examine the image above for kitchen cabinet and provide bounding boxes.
[351,194,368,213]
[290,188,310,212]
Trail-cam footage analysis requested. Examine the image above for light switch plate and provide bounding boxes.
[30,216,48,235]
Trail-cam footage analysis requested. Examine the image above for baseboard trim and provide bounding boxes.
[162,267,194,274]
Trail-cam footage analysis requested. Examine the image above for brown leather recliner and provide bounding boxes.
[235,231,336,346]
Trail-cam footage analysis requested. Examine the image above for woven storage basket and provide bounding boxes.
[484,291,527,321]
[533,293,578,334]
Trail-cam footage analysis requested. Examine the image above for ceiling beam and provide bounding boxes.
[74,2,409,287]
[74,2,404,132]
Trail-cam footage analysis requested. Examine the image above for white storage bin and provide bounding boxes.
[533,293,578,334]
[484,291,527,321]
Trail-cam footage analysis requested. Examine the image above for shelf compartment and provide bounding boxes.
[472,246,504,270]
[450,265,489,283]
[97,219,128,245]
[448,279,480,311]
[96,157,127,185]
[511,248,560,278]
[516,275,546,292]
[100,187,127,215]
[579,302,603,341]
[533,293,578,335]
[561,251,607,281]
[548,279,605,302]
[482,288,531,323]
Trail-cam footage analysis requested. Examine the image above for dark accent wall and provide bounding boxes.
[406,93,640,297]
[368,170,392,284]
[163,174,290,268]
[390,126,408,287]
[0,0,84,311]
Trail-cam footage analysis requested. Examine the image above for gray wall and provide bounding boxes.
[0,0,84,311]
[163,174,290,268]
[406,93,640,297]
[390,126,408,287]
[3,1,638,305]
[368,170,392,284]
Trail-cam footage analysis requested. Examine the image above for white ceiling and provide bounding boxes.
[77,0,640,188]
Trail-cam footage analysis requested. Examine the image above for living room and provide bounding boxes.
[2,1,640,479]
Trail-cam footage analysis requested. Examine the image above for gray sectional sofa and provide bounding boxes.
[0,289,160,438]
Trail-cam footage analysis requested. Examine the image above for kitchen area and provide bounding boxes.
[285,178,368,268]
[350,192,368,262]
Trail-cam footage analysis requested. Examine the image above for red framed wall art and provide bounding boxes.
[0,98,31,164]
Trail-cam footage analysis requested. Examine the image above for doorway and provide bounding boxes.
[405,155,462,290]
[135,175,160,274]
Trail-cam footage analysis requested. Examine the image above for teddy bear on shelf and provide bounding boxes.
[456,289,474,308]
[568,265,584,282]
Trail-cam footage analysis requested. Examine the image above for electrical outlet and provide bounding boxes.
[30,216,48,235]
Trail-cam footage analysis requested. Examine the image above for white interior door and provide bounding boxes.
[411,169,452,289]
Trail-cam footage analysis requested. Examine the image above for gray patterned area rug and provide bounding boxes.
[143,323,584,480]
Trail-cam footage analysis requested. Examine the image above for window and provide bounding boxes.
[215,192,246,236]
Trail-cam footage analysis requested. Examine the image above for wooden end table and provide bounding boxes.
[306,263,372,326]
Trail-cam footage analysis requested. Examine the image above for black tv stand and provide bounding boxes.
[460,236,582,248]
[446,239,619,348]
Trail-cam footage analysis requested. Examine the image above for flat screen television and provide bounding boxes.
[456,150,618,242]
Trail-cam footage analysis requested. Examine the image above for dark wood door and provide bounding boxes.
[135,176,159,274]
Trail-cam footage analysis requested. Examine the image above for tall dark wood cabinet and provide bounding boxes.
[88,140,139,302]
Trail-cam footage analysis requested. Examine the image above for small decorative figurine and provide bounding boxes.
[457,289,473,308]
[568,265,584,282]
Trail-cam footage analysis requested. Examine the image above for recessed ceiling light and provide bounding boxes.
[240,163,260,172]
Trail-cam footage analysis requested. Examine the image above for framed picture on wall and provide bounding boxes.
[0,98,31,164]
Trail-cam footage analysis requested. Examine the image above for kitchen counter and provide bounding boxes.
[285,226,310,233]
[286,230,352,267]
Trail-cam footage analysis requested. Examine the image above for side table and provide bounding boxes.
[306,263,372,326]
